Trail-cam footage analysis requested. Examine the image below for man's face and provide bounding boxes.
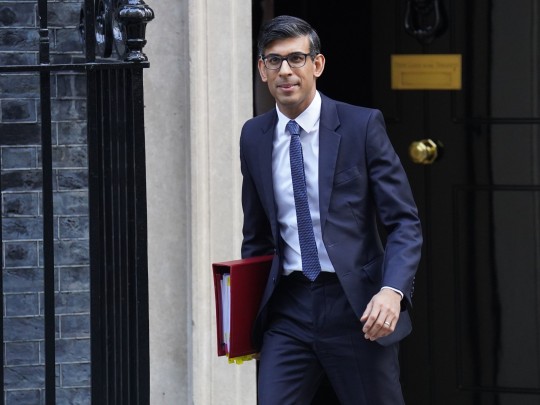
[258,35,325,119]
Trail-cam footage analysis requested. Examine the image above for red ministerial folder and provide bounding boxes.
[212,255,273,360]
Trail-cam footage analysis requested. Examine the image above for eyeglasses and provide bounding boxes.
[261,52,314,70]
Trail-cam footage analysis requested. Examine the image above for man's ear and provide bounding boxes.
[313,54,326,78]
[258,58,268,82]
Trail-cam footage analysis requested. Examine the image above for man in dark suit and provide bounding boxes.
[240,15,422,405]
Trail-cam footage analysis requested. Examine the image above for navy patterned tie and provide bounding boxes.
[287,120,321,281]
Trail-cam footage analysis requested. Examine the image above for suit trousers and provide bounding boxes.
[257,272,405,405]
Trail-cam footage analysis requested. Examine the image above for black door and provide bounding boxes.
[370,1,540,404]
[254,1,540,403]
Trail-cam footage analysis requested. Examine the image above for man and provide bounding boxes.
[240,15,422,405]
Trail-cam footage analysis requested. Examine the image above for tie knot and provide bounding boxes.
[286,120,301,136]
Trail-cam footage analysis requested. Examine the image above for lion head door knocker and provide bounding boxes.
[404,0,447,45]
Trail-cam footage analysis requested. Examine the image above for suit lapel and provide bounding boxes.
[318,95,341,231]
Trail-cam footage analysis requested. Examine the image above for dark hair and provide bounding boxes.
[257,15,321,57]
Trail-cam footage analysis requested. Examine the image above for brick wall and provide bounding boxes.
[0,1,90,404]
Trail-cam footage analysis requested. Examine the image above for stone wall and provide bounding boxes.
[0,1,90,404]
[145,1,256,403]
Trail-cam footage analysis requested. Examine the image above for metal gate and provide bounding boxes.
[0,0,153,403]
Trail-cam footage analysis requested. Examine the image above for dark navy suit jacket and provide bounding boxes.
[240,93,422,348]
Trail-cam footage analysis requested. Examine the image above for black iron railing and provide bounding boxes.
[0,0,153,404]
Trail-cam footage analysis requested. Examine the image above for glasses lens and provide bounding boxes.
[265,55,282,69]
[287,53,306,68]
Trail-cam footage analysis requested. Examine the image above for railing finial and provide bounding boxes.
[80,0,155,62]
[117,0,155,62]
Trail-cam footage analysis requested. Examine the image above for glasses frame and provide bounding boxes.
[261,52,315,70]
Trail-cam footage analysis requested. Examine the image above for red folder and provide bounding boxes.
[212,255,273,360]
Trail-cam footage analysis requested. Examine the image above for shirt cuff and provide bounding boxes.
[381,286,403,300]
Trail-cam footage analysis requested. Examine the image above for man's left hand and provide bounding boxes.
[360,289,401,341]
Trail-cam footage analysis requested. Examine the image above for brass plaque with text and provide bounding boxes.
[391,54,462,90]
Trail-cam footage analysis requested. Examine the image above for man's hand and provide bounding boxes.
[360,289,402,341]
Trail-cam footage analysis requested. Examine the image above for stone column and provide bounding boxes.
[145,0,255,404]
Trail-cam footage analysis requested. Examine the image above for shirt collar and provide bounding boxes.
[276,91,322,134]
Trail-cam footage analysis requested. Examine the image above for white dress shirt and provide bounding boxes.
[272,92,335,275]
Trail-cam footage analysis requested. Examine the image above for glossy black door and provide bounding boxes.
[253,0,540,403]
[371,1,540,404]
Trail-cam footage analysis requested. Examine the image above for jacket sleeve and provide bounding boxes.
[240,130,275,259]
[365,110,423,306]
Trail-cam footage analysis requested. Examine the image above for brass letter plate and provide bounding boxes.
[391,54,462,90]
